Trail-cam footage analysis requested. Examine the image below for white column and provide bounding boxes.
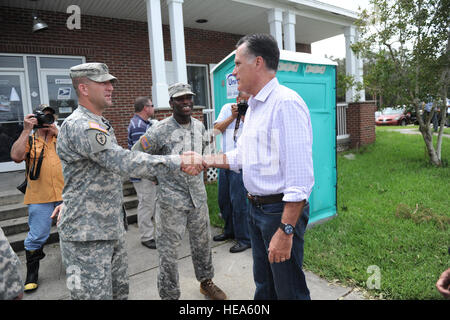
[146,0,170,108]
[357,57,365,101]
[283,11,296,51]
[268,8,283,50]
[167,0,187,84]
[354,30,365,101]
[344,25,356,102]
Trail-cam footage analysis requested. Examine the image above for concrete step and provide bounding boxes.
[0,193,137,222]
[0,183,134,208]
[0,203,27,222]
[1,182,138,252]
[0,189,24,206]
[123,182,136,197]
[8,225,60,253]
[124,194,138,210]
[0,216,32,236]
[9,207,137,253]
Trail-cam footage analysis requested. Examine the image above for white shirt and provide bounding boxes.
[214,103,244,153]
[226,78,314,202]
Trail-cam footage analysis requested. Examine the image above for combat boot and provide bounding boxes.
[24,247,45,292]
[200,279,227,300]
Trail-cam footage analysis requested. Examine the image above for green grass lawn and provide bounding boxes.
[303,128,450,299]
[206,182,223,228]
[206,128,450,299]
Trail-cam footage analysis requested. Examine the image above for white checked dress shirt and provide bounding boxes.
[226,77,314,202]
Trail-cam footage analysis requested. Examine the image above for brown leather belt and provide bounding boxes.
[247,193,284,205]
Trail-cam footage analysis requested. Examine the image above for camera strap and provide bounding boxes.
[24,135,32,178]
[233,117,241,142]
[29,132,46,181]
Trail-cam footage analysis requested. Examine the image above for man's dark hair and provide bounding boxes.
[134,96,151,113]
[236,33,280,72]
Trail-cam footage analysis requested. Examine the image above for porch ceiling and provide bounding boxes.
[1,0,357,44]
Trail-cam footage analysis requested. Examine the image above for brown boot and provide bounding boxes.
[200,279,227,300]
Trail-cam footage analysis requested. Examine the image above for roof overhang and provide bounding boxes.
[2,0,357,44]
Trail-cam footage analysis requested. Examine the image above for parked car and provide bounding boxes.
[375,107,411,126]
[446,99,450,127]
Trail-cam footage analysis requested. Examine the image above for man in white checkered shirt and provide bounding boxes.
[204,33,314,300]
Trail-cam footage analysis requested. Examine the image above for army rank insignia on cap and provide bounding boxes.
[140,136,150,150]
[96,132,107,145]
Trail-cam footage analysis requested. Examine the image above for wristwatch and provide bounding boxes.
[279,223,294,235]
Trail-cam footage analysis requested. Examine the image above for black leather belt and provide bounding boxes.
[247,193,284,205]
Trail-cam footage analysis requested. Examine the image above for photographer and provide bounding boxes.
[212,91,251,253]
[10,104,63,293]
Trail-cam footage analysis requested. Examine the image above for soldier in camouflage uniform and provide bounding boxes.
[54,63,204,300]
[132,83,227,300]
[0,227,23,300]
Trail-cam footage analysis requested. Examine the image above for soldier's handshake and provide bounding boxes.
[180,151,205,176]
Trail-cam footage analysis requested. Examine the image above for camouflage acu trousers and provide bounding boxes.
[60,237,128,300]
[155,201,214,300]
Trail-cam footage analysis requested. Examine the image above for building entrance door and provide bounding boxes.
[40,70,78,122]
[0,72,29,172]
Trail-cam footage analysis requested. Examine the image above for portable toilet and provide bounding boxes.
[210,50,337,226]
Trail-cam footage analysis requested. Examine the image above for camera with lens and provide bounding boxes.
[33,110,55,129]
[237,101,248,117]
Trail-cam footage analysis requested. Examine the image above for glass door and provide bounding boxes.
[40,70,78,123]
[0,72,28,172]
[187,64,210,108]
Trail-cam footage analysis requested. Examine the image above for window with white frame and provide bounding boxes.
[165,62,211,109]
[0,54,84,172]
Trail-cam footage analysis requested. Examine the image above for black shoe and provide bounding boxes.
[24,248,45,293]
[142,239,156,249]
[229,242,251,253]
[213,233,234,242]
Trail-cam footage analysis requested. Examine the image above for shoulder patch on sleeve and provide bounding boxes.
[140,136,151,151]
[88,121,108,133]
[87,129,112,153]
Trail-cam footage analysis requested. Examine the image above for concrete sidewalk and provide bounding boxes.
[387,127,450,138]
[17,223,367,300]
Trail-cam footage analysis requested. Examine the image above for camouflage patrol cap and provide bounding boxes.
[168,82,196,99]
[70,62,117,83]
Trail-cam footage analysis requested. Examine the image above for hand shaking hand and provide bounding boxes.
[180,151,205,176]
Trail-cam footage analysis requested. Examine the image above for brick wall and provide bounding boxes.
[346,101,377,149]
[0,6,311,148]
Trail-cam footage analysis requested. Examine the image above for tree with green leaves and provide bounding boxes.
[353,0,449,166]
[325,56,355,102]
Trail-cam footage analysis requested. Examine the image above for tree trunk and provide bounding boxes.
[436,29,450,161]
[420,126,441,166]
[416,101,441,166]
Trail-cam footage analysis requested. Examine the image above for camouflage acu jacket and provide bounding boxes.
[132,116,214,209]
[0,228,23,300]
[56,105,181,241]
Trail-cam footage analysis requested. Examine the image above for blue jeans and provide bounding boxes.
[248,201,310,300]
[218,169,250,246]
[24,201,62,251]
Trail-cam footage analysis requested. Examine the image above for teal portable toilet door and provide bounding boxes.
[276,51,337,226]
